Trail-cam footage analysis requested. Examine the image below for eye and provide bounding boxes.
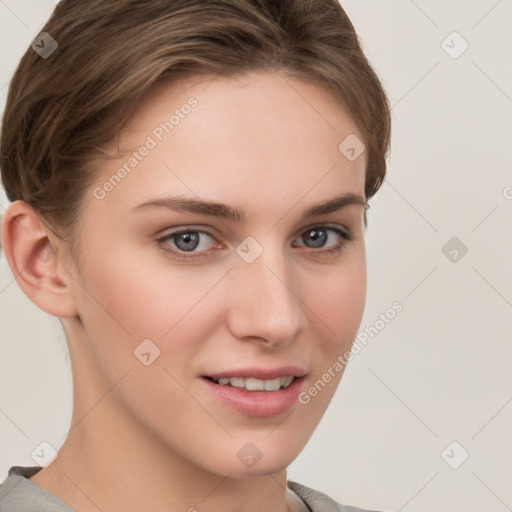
[294,225,353,255]
[157,225,353,260]
[158,228,217,259]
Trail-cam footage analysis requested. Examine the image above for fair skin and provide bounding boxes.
[2,70,367,512]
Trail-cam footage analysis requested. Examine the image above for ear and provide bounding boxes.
[1,200,78,318]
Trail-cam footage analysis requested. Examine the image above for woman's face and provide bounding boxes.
[64,70,367,477]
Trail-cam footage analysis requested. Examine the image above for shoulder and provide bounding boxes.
[0,466,72,511]
[288,480,385,512]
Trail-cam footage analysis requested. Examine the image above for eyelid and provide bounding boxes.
[157,224,216,235]
[298,222,352,238]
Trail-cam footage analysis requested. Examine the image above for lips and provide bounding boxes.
[204,366,307,381]
[201,366,307,417]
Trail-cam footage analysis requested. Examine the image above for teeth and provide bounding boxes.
[228,377,245,388]
[214,376,294,391]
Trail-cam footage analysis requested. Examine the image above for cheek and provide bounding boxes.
[309,249,366,347]
[295,257,366,422]
[72,245,223,372]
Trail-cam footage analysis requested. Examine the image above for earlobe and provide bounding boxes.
[1,200,78,318]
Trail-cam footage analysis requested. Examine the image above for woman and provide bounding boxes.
[0,0,390,510]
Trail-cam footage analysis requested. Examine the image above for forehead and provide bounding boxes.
[126,70,364,144]
[91,71,366,217]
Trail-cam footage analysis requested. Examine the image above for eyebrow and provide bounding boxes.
[132,192,368,222]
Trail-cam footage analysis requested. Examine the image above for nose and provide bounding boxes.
[226,240,308,349]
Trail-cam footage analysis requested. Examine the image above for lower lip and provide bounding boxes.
[202,377,305,418]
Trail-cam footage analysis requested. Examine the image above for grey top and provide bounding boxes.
[0,465,380,512]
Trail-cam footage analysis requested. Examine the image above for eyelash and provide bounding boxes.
[156,225,353,260]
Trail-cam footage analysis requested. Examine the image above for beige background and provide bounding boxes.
[1,1,511,511]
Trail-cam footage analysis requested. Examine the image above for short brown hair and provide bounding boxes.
[1,0,391,249]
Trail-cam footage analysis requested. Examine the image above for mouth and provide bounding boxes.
[201,367,306,418]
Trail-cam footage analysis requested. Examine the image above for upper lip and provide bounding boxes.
[204,366,307,380]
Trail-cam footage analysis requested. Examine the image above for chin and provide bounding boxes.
[197,441,300,479]
[223,457,293,479]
